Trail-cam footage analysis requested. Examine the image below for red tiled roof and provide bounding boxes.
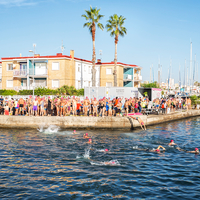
[1,54,139,67]
[74,57,92,63]
[1,54,71,60]
[96,61,139,67]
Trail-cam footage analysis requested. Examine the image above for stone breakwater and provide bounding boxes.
[0,110,200,130]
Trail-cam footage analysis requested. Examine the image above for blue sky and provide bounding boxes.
[0,0,200,84]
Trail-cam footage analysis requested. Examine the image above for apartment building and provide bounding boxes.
[0,50,141,90]
[75,58,100,89]
[1,51,76,90]
[97,61,142,87]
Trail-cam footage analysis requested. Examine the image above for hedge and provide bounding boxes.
[0,85,84,96]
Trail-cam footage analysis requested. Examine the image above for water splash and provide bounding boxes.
[83,147,91,159]
[38,125,60,134]
[133,146,138,149]
[91,160,120,166]
[37,126,44,133]
[76,147,91,159]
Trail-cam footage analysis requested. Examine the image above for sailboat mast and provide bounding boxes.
[190,42,192,91]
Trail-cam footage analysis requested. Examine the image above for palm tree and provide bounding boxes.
[82,6,104,86]
[106,14,127,87]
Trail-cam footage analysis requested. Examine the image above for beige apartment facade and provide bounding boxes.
[97,61,142,88]
[1,51,75,90]
[0,51,142,90]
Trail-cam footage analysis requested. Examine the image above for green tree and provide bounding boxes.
[106,14,127,87]
[82,6,104,86]
[141,81,160,88]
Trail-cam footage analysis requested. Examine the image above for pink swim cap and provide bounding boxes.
[74,130,76,132]
[105,149,108,152]
[156,149,160,152]
[85,133,88,136]
[89,139,92,142]
[195,148,198,151]
[171,140,174,142]
[112,161,115,164]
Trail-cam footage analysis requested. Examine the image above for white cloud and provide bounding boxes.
[0,0,37,6]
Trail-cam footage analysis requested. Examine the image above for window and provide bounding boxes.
[7,80,13,88]
[7,64,13,71]
[84,65,86,72]
[78,81,81,89]
[35,79,47,87]
[52,62,59,70]
[106,82,112,87]
[106,68,112,75]
[52,80,59,88]
[78,67,80,72]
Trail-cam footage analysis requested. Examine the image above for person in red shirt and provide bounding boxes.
[114,97,118,116]
[76,102,82,116]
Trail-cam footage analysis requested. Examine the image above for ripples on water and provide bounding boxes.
[0,118,200,199]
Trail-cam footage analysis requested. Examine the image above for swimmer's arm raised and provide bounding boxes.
[157,145,166,150]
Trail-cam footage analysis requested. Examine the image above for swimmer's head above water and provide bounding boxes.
[88,139,92,143]
[195,148,199,153]
[105,149,108,152]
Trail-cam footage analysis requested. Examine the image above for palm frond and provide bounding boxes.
[97,23,104,31]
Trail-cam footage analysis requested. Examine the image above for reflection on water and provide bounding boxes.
[0,118,200,199]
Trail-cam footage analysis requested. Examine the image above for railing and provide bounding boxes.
[123,74,133,80]
[29,68,48,76]
[13,70,27,76]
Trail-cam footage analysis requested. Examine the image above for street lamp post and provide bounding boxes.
[29,44,36,96]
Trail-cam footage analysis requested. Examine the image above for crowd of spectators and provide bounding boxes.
[0,95,192,117]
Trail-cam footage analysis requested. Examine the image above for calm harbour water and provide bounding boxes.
[0,118,200,199]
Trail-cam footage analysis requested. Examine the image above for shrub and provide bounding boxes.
[0,86,84,96]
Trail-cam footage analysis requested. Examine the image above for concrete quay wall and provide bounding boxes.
[0,110,199,130]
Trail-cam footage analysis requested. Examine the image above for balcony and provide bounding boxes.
[29,68,48,77]
[134,75,142,82]
[13,70,27,77]
[123,74,133,81]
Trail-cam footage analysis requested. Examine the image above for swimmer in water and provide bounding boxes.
[104,161,116,165]
[129,116,146,130]
[168,139,177,146]
[137,145,166,153]
[87,139,92,144]
[177,147,199,154]
[72,130,78,134]
[83,133,91,139]
[105,149,108,152]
